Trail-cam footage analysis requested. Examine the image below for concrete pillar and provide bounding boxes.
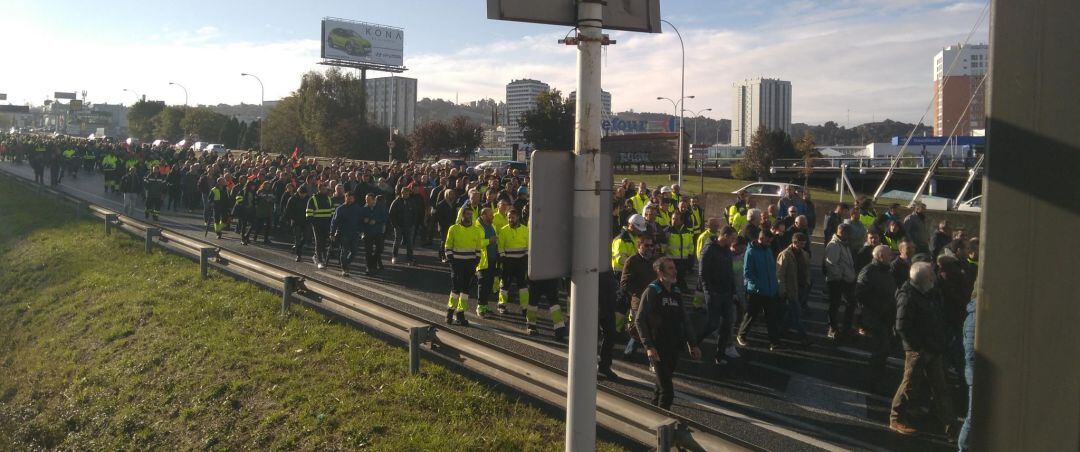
[972,1,1080,450]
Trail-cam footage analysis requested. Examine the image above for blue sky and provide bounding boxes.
[1,0,989,125]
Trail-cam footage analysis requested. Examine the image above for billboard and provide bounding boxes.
[0,105,30,113]
[55,91,77,100]
[321,19,404,68]
[0,93,6,100]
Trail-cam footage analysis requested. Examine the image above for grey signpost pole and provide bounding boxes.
[566,1,603,450]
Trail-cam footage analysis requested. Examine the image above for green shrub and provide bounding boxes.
[730,161,754,180]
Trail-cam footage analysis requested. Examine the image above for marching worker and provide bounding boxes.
[284,186,309,263]
[635,256,701,409]
[663,212,695,292]
[697,226,740,363]
[209,177,229,239]
[856,244,898,381]
[360,193,388,275]
[444,207,485,326]
[330,192,365,277]
[475,207,500,318]
[119,166,141,216]
[497,209,529,319]
[306,183,335,269]
[143,166,166,221]
[612,214,647,333]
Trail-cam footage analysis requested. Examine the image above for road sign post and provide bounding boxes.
[488,1,659,450]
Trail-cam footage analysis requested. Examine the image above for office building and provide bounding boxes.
[366,76,417,135]
[933,43,988,136]
[505,79,550,146]
[568,89,612,116]
[731,78,792,146]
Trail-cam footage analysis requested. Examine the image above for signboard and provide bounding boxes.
[69,99,83,110]
[0,93,6,100]
[54,91,76,100]
[487,0,661,33]
[321,18,404,68]
[0,105,30,113]
[892,135,986,146]
[602,117,648,133]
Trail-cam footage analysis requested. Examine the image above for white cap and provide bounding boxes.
[660,186,672,194]
[628,214,647,232]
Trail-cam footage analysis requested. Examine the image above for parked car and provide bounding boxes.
[473,160,527,175]
[152,139,170,148]
[327,28,372,56]
[203,144,227,154]
[432,158,467,170]
[732,182,805,198]
[956,195,982,212]
[192,141,208,152]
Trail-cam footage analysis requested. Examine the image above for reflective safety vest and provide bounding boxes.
[611,229,638,272]
[730,211,748,233]
[696,230,718,259]
[859,213,875,231]
[498,224,529,259]
[665,227,694,260]
[306,194,334,218]
[125,158,138,170]
[687,207,703,235]
[630,193,649,215]
[655,207,671,227]
[492,210,509,232]
[445,222,485,261]
[101,155,118,170]
[209,186,225,202]
[883,234,900,251]
[63,149,76,159]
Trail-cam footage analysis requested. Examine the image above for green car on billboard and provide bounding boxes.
[327,27,372,57]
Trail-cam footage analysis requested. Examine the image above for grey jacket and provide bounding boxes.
[824,235,856,283]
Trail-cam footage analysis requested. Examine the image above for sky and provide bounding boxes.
[0,0,989,126]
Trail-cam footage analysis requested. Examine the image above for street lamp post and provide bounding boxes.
[661,19,686,186]
[168,82,188,106]
[240,73,265,151]
[657,94,693,176]
[689,107,712,144]
[122,88,141,104]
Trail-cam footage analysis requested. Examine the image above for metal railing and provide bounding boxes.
[0,166,757,452]
[772,156,980,170]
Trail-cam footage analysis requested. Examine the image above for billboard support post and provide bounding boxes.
[566,1,603,450]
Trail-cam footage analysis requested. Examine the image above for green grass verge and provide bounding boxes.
[0,179,623,451]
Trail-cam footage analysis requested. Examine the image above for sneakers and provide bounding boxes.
[496,304,508,315]
[598,366,617,380]
[724,345,741,359]
[827,328,838,340]
[446,308,455,325]
[736,335,749,347]
[341,270,350,277]
[295,256,302,263]
[525,325,538,336]
[889,421,918,435]
[317,262,326,270]
[391,257,398,265]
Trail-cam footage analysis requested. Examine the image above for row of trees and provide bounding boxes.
[128,101,261,149]
[262,68,407,160]
[407,116,483,160]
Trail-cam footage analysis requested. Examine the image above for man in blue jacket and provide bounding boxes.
[360,193,388,276]
[736,229,784,350]
[330,192,365,277]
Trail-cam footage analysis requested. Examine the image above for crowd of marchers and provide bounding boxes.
[0,132,980,448]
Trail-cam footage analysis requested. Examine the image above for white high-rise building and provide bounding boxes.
[505,79,550,147]
[933,43,988,136]
[731,78,792,146]
[568,89,612,117]
[366,76,417,135]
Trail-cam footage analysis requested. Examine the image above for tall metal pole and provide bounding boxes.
[122,88,141,104]
[168,82,188,106]
[662,19,686,186]
[689,107,712,145]
[389,73,395,162]
[566,1,602,450]
[241,73,265,151]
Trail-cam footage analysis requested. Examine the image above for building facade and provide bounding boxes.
[731,78,792,146]
[568,89,612,116]
[366,76,417,135]
[505,79,550,147]
[933,43,988,136]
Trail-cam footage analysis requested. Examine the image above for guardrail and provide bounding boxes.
[0,166,759,452]
[772,156,980,170]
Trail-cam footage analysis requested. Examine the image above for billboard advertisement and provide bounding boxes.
[321,19,404,68]
[55,91,76,100]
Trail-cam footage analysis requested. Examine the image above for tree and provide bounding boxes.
[152,106,188,141]
[743,125,796,179]
[295,68,366,156]
[236,121,249,148]
[218,116,241,148]
[448,116,482,158]
[180,107,229,142]
[795,131,820,186]
[519,89,575,150]
[408,121,452,160]
[264,96,306,154]
[127,100,165,141]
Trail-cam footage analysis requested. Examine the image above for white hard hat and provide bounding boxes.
[628,214,647,232]
[660,186,672,194]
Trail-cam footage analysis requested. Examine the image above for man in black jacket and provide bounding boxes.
[284,186,309,262]
[856,245,897,380]
[890,261,955,436]
[388,187,421,266]
[635,257,701,409]
[697,226,739,364]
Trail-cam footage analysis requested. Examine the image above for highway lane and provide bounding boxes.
[1,161,956,451]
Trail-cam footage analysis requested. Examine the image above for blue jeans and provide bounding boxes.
[958,383,972,451]
[785,290,809,337]
[393,226,415,261]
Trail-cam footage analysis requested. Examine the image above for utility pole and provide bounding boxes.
[241,73,265,151]
[565,2,602,449]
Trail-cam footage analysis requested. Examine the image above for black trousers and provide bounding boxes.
[738,293,782,344]
[827,280,857,332]
[450,258,478,293]
[364,233,383,270]
[310,219,330,263]
[478,264,497,305]
[862,307,895,372]
[292,223,307,258]
[652,341,681,409]
[339,233,360,271]
[145,196,163,217]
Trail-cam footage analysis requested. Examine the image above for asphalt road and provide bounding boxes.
[3,162,959,452]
